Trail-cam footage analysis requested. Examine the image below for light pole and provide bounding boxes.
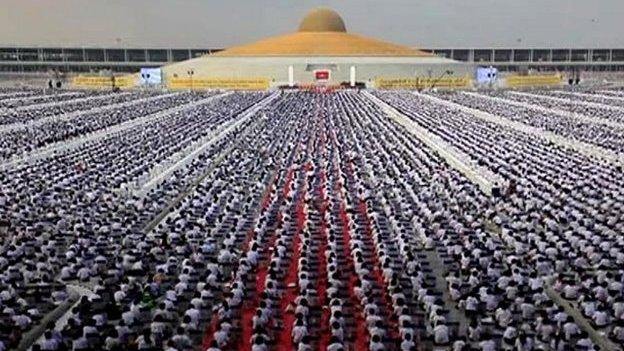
[187,69,195,91]
[110,69,116,92]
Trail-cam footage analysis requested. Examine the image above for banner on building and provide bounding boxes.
[375,77,471,90]
[505,74,562,87]
[72,74,138,89]
[167,78,270,90]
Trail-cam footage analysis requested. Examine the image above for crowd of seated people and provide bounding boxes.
[595,89,624,98]
[486,89,624,124]
[431,91,624,153]
[345,92,580,350]
[0,92,219,161]
[0,88,38,100]
[0,91,151,126]
[0,91,267,350]
[541,89,624,108]
[0,91,91,109]
[376,90,624,348]
[0,88,623,351]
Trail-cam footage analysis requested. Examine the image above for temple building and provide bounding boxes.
[161,8,473,89]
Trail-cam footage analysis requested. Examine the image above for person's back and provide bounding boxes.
[434,323,450,345]
[479,338,496,351]
[251,340,268,351]
[71,336,89,351]
[136,330,153,350]
[400,333,415,351]
[41,331,59,351]
[172,328,191,349]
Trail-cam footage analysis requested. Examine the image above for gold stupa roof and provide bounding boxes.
[298,8,347,33]
[213,8,432,57]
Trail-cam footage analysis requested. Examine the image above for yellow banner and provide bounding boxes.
[506,74,562,87]
[72,75,138,89]
[167,78,269,90]
[375,77,470,90]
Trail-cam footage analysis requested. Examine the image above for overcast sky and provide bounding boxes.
[1,0,623,49]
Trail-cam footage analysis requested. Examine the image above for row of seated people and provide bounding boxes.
[0,91,219,161]
[595,88,624,98]
[432,91,624,153]
[486,90,624,124]
[0,91,93,110]
[541,89,624,109]
[0,91,153,126]
[0,88,38,101]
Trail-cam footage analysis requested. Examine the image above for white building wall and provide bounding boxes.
[162,56,474,87]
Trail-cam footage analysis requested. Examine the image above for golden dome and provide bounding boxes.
[298,8,347,32]
[210,7,433,57]
[212,32,432,57]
